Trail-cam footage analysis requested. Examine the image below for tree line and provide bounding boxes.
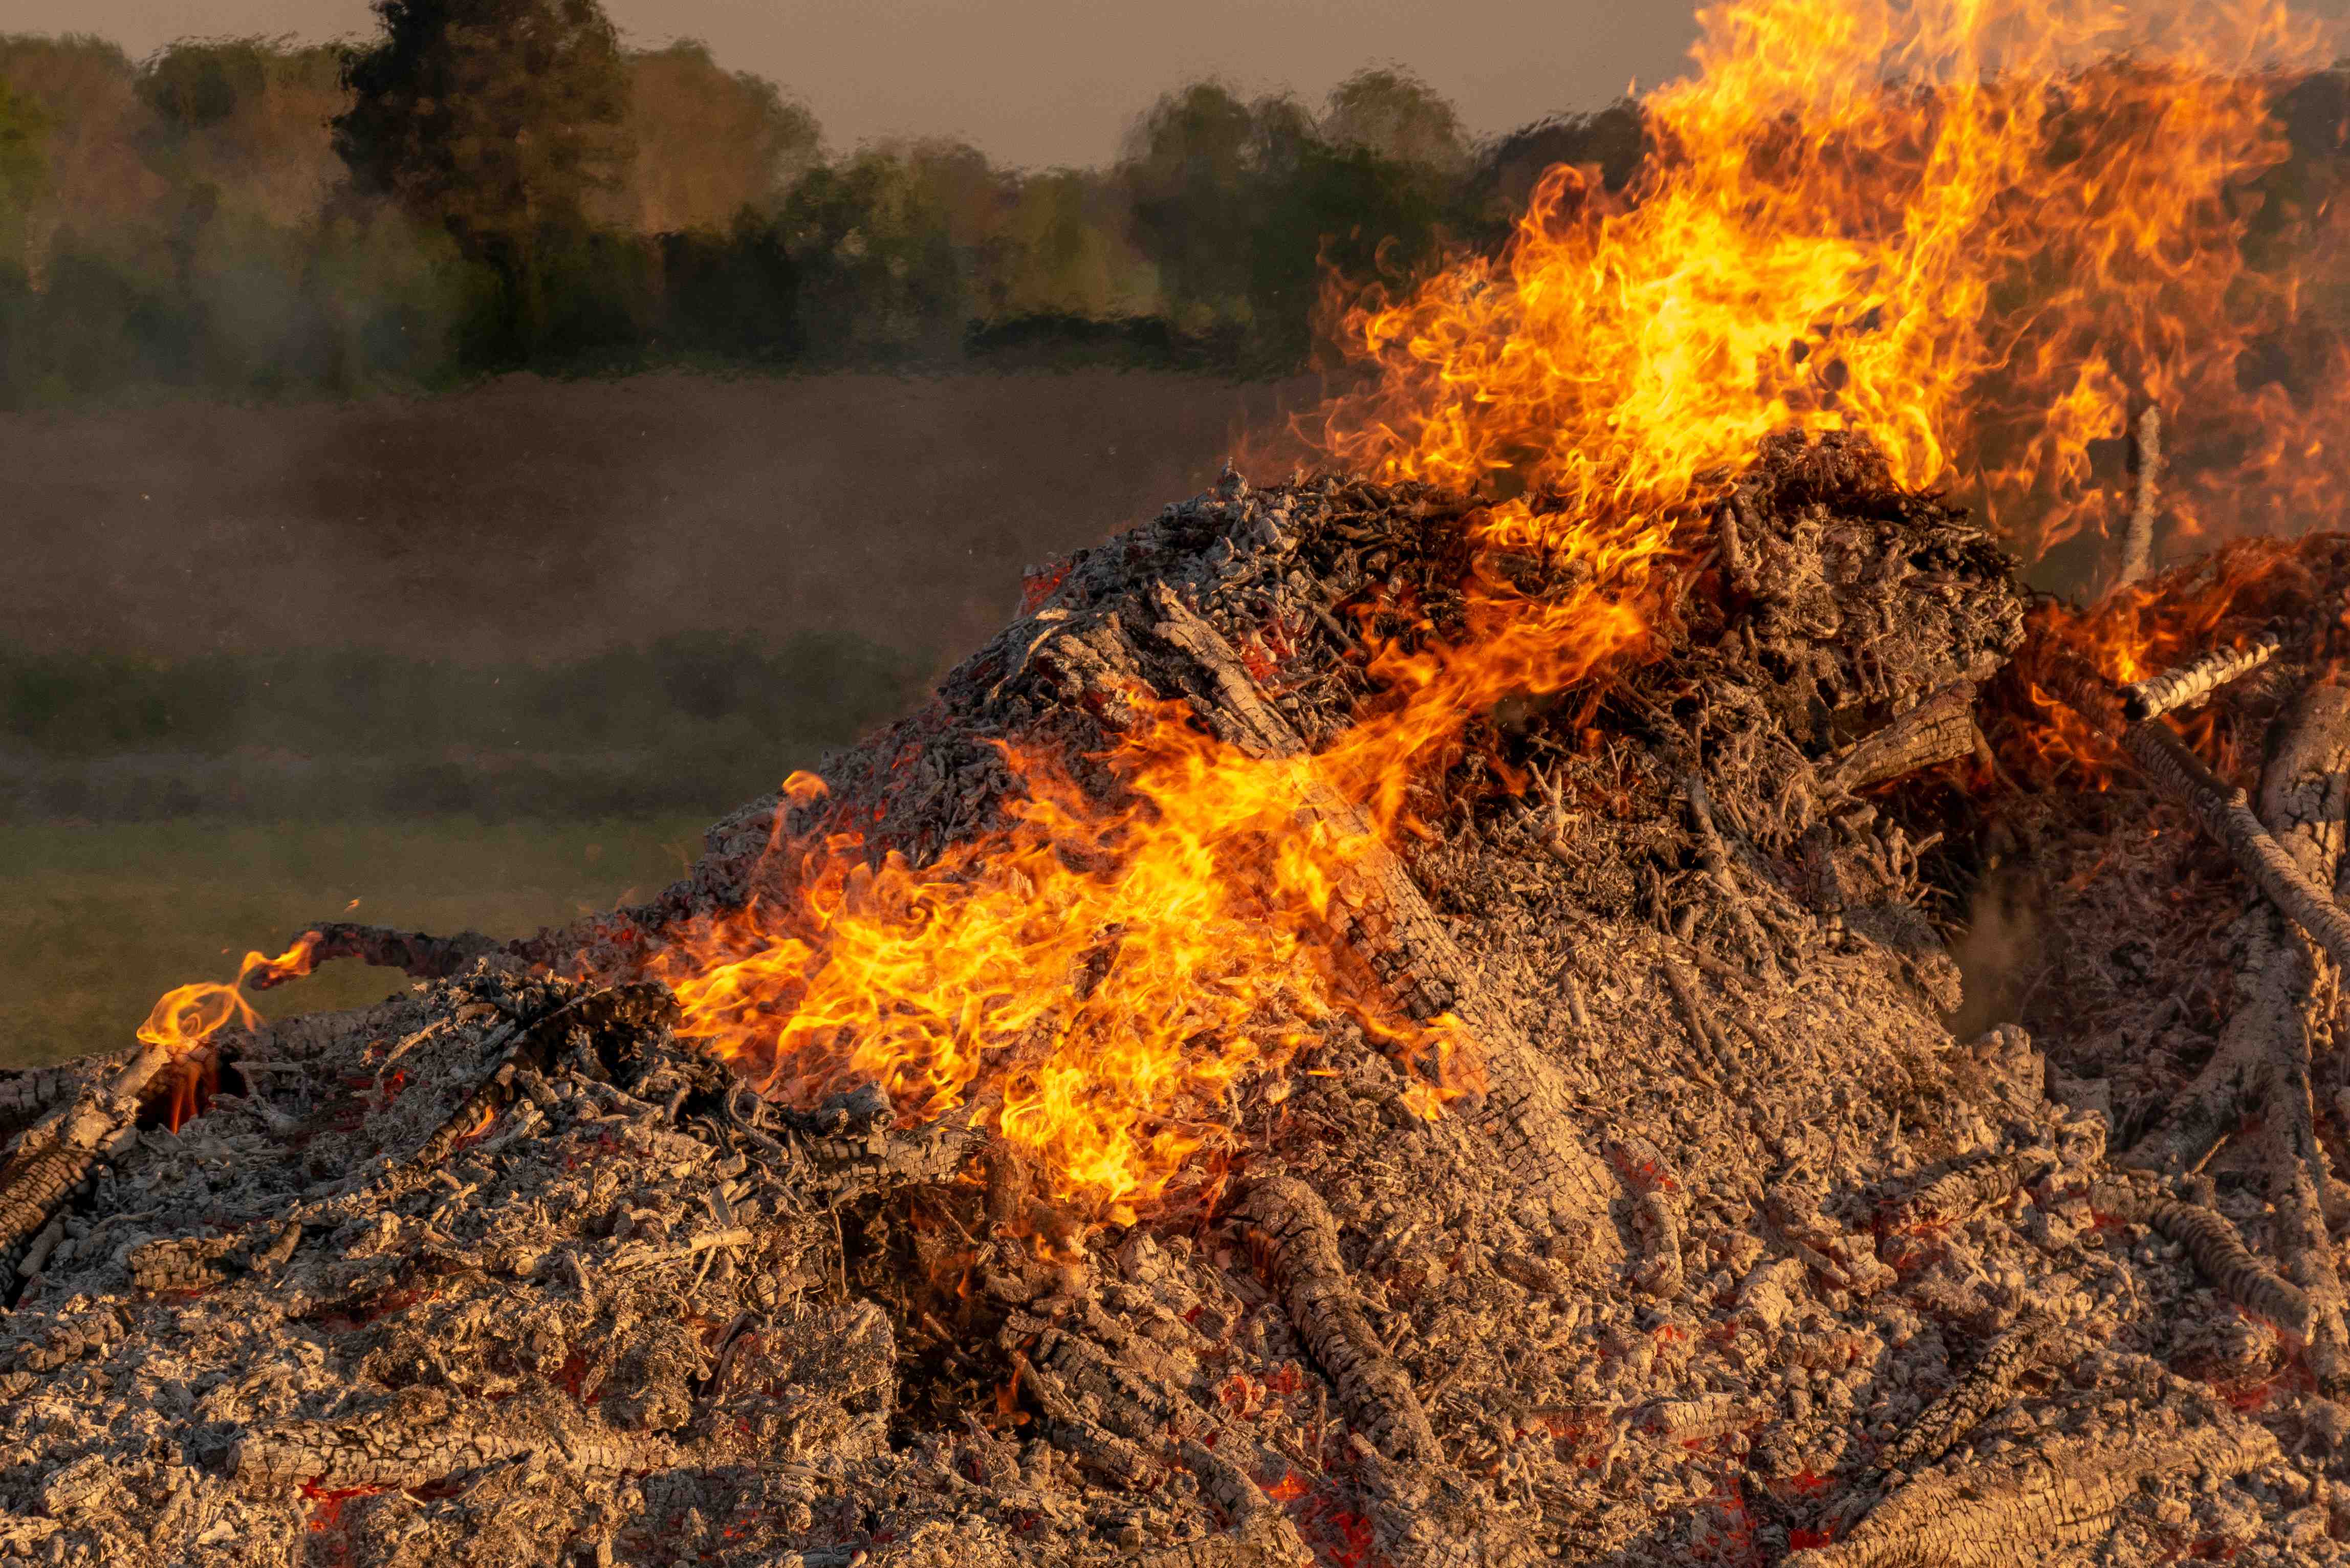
[0,0,1645,404]
[4,2,2343,409]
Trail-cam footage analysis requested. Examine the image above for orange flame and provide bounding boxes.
[1319,0,2342,570]
[137,935,320,1057]
[649,727,1476,1223]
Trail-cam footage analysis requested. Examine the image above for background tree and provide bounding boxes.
[139,39,347,228]
[0,77,44,275]
[1116,81,1264,326]
[1323,66,1467,171]
[334,0,633,357]
[779,143,970,360]
[597,40,818,235]
[1119,73,1471,367]
[0,35,171,285]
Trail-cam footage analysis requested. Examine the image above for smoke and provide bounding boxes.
[1948,864,2048,1040]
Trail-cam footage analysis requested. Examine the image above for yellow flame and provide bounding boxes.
[137,935,319,1056]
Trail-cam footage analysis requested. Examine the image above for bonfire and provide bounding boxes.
[8,2,2350,1565]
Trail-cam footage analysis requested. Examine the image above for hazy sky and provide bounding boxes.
[14,0,1707,167]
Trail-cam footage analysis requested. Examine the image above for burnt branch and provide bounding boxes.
[0,1042,178,1299]
[1790,1412,2276,1568]
[2118,631,2280,723]
[1236,1174,1439,1468]
[1821,679,1981,792]
[2120,718,2350,971]
[2092,1180,2313,1340]
[248,922,517,991]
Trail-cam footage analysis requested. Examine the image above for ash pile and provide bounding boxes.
[6,430,2350,1566]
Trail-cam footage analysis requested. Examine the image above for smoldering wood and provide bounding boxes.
[1235,1175,1439,1468]
[0,1041,177,1296]
[2036,652,2350,973]
[2092,1180,2315,1339]
[2118,631,2281,723]
[2120,717,2350,971]
[1865,1311,2097,1483]
[1880,1147,2047,1239]
[2118,404,2164,588]
[246,921,518,991]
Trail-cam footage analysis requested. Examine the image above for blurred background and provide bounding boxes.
[5,2,2349,1063]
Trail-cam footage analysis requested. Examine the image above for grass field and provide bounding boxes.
[3,367,1319,1070]
[0,815,711,1069]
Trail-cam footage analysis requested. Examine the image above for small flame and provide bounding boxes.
[137,934,320,1057]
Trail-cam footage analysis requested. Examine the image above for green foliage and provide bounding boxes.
[605,39,818,233]
[780,145,972,360]
[1117,73,1476,367]
[0,21,1819,400]
[1118,81,1272,322]
[335,0,632,357]
[1324,67,1468,171]
[656,216,799,361]
[0,631,925,819]
[335,0,633,247]
[0,76,45,231]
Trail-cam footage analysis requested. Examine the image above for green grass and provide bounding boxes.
[0,815,711,1069]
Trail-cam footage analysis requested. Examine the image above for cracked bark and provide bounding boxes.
[1235,1175,1439,1468]
[1788,1412,2277,1568]
[1019,1324,1310,1568]
[1867,1312,2096,1484]
[2119,680,2350,1388]
[2091,1181,2314,1341]
[0,1041,177,1298]
[1822,679,1981,793]
[246,922,517,992]
[229,1388,683,1495]
[2118,632,2280,723]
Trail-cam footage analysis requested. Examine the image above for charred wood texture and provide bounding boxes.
[2121,717,2350,971]
[1236,1175,1439,1467]
[2092,1180,2314,1340]
[27,449,2350,1565]
[0,1042,176,1297]
[229,1388,683,1493]
[1821,678,1981,792]
[1868,1311,2096,1481]
[2118,631,2280,722]
[1049,580,1623,1256]
[1790,1413,2277,1568]
[246,921,515,990]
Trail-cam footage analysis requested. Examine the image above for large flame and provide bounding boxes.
[144,0,2350,1215]
[648,726,1472,1224]
[1320,0,2340,561]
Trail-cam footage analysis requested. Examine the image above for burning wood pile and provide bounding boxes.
[9,426,2350,1567]
[17,0,2350,1562]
